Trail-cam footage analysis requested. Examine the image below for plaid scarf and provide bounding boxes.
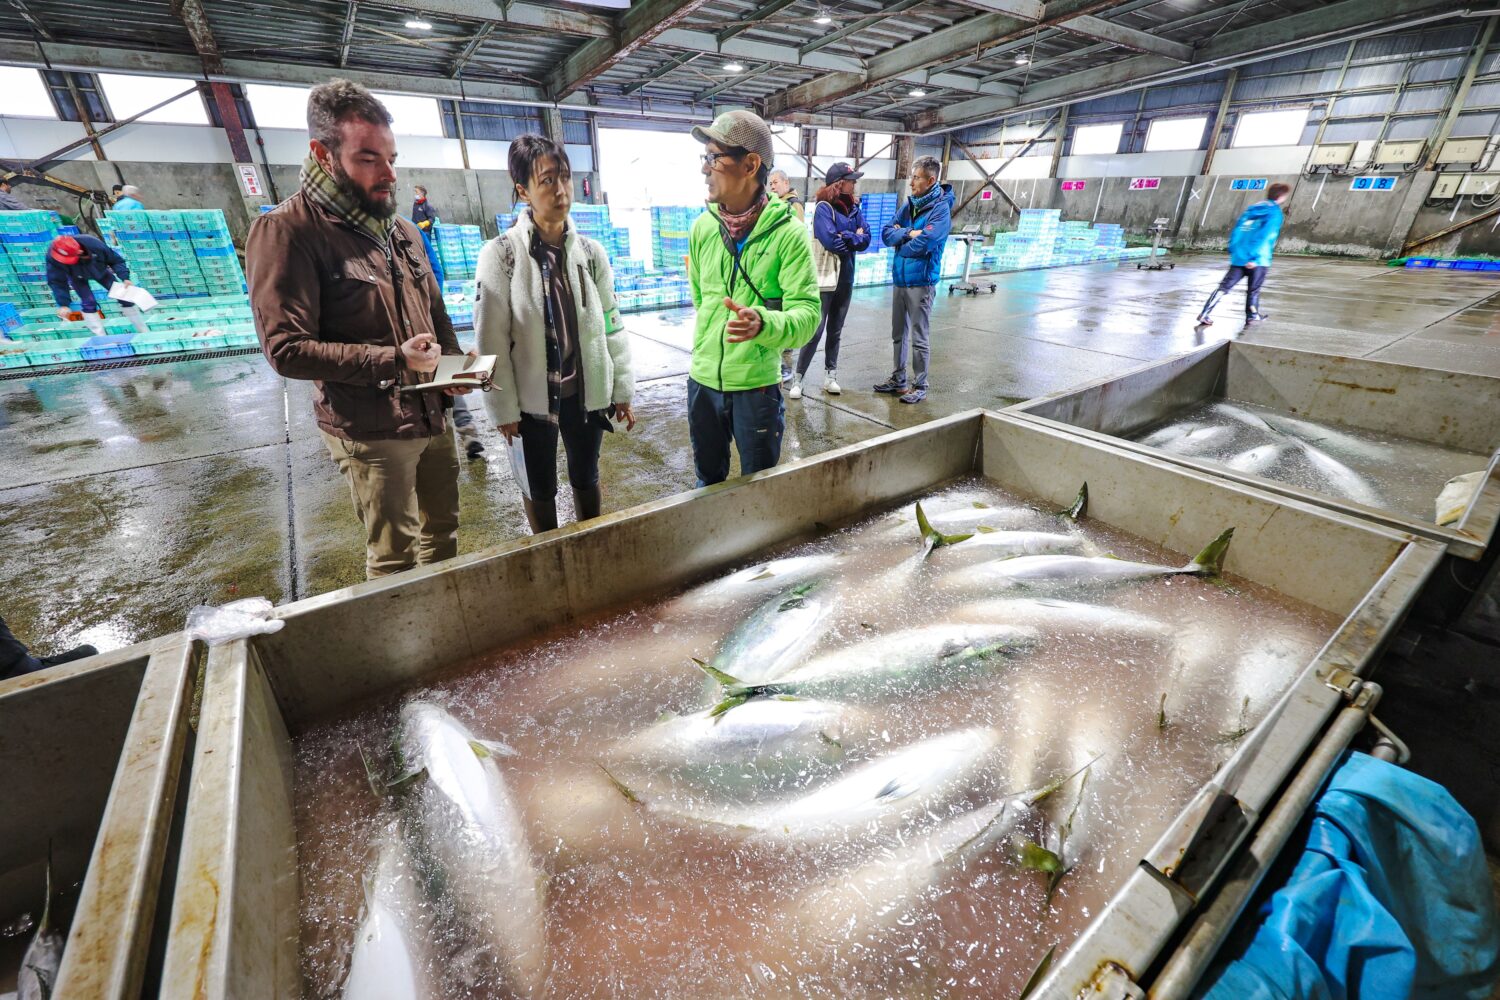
[300,155,395,244]
[717,190,768,245]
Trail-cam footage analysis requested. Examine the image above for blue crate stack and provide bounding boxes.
[0,211,66,311]
[433,223,484,281]
[650,205,701,271]
[97,209,246,299]
[858,192,898,253]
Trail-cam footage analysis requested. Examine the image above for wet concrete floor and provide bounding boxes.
[5,252,1500,654]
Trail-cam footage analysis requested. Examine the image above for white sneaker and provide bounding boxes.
[823,371,841,395]
[788,374,803,400]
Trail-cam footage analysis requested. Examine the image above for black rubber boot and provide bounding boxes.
[1196,289,1225,326]
[39,644,98,668]
[1245,289,1268,324]
[572,484,602,521]
[522,496,558,534]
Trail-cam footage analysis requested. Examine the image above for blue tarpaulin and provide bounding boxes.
[1198,751,1499,1000]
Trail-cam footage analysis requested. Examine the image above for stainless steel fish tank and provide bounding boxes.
[1007,341,1500,562]
[0,637,197,999]
[151,410,1444,1000]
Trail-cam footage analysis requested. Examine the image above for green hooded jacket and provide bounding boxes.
[688,195,821,392]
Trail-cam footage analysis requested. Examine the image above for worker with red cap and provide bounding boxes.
[46,234,150,337]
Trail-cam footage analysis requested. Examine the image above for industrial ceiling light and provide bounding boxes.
[725,61,745,73]
[1015,53,1030,64]
[909,88,927,97]
[814,6,833,24]
[405,15,432,29]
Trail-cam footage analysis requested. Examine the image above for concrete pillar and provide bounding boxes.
[894,134,915,191]
[541,107,565,145]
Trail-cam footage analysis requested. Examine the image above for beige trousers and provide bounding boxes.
[320,430,460,579]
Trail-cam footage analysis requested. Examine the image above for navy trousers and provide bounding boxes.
[686,378,785,487]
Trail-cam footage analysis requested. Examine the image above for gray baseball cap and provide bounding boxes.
[692,109,775,169]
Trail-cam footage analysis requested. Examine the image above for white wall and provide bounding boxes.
[0,116,101,161]
[1208,145,1309,176]
[1060,150,1204,177]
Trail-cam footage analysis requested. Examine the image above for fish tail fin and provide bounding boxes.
[40,840,53,934]
[597,764,641,804]
[1189,527,1234,576]
[915,502,973,556]
[691,657,751,696]
[1064,483,1088,522]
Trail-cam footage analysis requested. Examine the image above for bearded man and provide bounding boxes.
[246,79,468,580]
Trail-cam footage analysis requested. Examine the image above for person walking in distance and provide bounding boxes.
[1196,181,1291,328]
[790,161,868,400]
[877,156,953,405]
[247,79,469,580]
[768,168,805,384]
[686,110,819,487]
[474,134,637,534]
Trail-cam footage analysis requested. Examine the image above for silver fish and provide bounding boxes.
[343,825,429,1000]
[672,554,842,611]
[708,581,832,685]
[397,701,548,998]
[701,624,1038,710]
[936,527,1093,562]
[629,727,1002,841]
[17,859,62,1000]
[941,528,1233,593]
[609,697,852,779]
[1225,442,1292,475]
[950,598,1173,643]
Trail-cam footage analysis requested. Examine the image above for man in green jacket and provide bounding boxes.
[687,110,820,487]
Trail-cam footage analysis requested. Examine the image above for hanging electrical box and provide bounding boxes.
[1308,143,1355,167]
[1436,137,1490,164]
[1458,174,1500,197]
[1431,174,1463,200]
[1373,140,1426,166]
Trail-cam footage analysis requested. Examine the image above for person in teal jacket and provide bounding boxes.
[686,110,820,488]
[1197,181,1290,327]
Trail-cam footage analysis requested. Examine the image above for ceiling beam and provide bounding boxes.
[1058,14,1192,61]
[337,1,358,68]
[9,0,55,42]
[620,50,701,95]
[695,65,771,103]
[170,0,226,75]
[945,0,1044,17]
[760,0,1118,115]
[911,0,1465,132]
[449,21,495,77]
[775,110,915,134]
[799,0,926,57]
[717,0,798,44]
[548,0,716,100]
[358,0,613,38]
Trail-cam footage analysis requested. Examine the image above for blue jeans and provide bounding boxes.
[686,377,784,487]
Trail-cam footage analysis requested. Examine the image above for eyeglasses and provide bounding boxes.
[701,151,741,168]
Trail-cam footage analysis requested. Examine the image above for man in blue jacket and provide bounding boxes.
[46,234,150,337]
[878,155,953,404]
[1196,181,1290,327]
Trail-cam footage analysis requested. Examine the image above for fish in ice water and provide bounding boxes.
[396,701,548,998]
[343,824,429,1000]
[940,528,1233,594]
[708,581,832,685]
[884,484,1088,539]
[700,624,1038,712]
[609,697,853,781]
[16,858,63,1000]
[626,728,1002,841]
[671,554,842,611]
[950,598,1173,643]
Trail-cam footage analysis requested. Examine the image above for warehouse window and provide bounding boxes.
[1232,108,1309,148]
[816,128,850,158]
[372,94,444,137]
[97,73,208,125]
[1071,122,1122,156]
[1144,115,1207,152]
[0,66,57,119]
[245,84,312,130]
[862,131,895,158]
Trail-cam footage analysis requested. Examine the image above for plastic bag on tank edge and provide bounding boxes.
[186,597,285,646]
[1436,470,1487,526]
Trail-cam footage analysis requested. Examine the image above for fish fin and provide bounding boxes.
[1026,753,1104,805]
[597,764,641,804]
[387,765,427,792]
[691,657,752,696]
[1063,483,1088,521]
[708,695,750,718]
[1157,692,1169,731]
[1013,837,1063,874]
[469,739,518,759]
[972,501,990,509]
[1188,527,1234,576]
[747,567,775,581]
[817,730,843,752]
[1018,944,1057,1000]
[976,525,996,534]
[358,746,385,801]
[39,841,52,935]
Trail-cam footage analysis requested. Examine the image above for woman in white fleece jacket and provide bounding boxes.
[476,135,636,533]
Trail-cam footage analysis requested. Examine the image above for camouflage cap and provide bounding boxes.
[692,109,775,169]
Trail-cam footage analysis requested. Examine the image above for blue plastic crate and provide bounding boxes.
[81,334,135,360]
[0,232,52,244]
[1456,260,1485,270]
[196,247,235,258]
[1480,261,1500,272]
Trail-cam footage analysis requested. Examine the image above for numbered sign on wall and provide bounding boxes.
[1230,178,1268,191]
[1061,180,1086,191]
[1350,176,1399,191]
[1129,177,1161,191]
[237,164,263,197]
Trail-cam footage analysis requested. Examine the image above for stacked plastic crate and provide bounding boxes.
[858,192,899,253]
[650,206,700,270]
[0,294,259,367]
[433,223,483,280]
[97,209,246,299]
[0,211,65,311]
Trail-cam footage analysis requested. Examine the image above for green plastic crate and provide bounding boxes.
[24,337,90,365]
[131,331,194,354]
